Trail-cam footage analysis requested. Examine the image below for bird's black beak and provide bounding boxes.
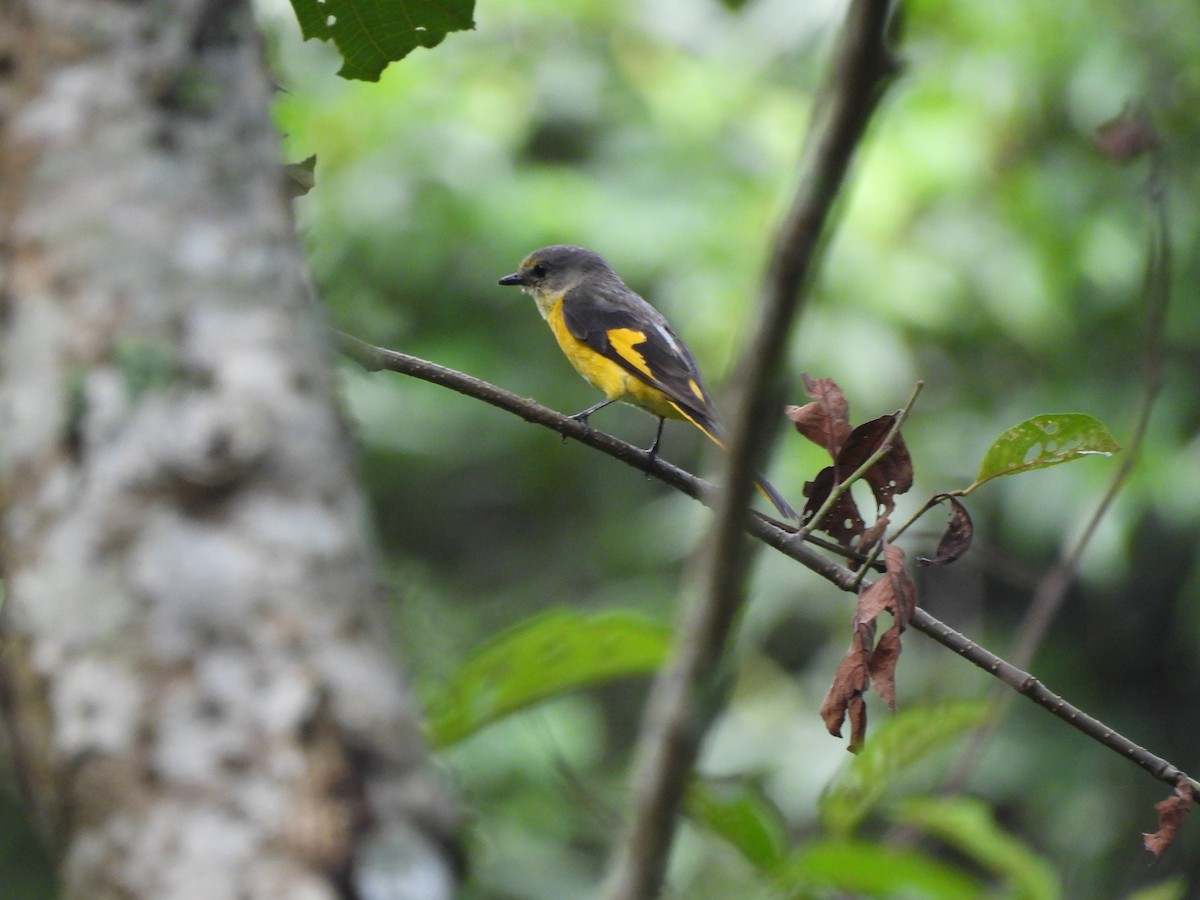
[498,271,525,286]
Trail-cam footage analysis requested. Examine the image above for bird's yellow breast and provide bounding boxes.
[544,296,683,421]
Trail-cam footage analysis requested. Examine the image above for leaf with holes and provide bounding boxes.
[802,466,866,545]
[425,610,669,747]
[290,0,475,81]
[970,414,1120,492]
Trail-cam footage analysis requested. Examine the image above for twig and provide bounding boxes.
[600,4,900,898]
[336,330,859,576]
[915,605,1198,794]
[336,330,712,501]
[336,333,1200,798]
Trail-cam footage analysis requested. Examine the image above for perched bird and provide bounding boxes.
[499,244,796,520]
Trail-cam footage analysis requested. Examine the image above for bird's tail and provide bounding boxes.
[672,402,797,521]
[752,475,797,521]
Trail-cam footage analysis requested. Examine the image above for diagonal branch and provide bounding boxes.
[336,332,1200,796]
[336,330,861,574]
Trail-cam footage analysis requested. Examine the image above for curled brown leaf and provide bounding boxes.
[868,626,902,710]
[820,623,873,751]
[789,375,852,459]
[918,495,974,566]
[1143,781,1193,861]
[820,545,917,748]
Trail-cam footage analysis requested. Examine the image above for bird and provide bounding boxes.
[499,244,796,520]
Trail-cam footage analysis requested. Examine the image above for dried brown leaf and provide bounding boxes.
[864,433,912,520]
[866,547,913,710]
[884,544,916,629]
[856,571,894,626]
[868,624,902,710]
[822,548,918,750]
[788,374,852,459]
[837,415,913,520]
[787,403,839,457]
[1143,782,1193,860]
[801,467,865,545]
[802,416,911,541]
[796,398,914,548]
[918,495,974,566]
[820,625,872,744]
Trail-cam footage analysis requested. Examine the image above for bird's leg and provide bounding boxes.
[565,398,616,442]
[570,398,615,426]
[645,417,666,461]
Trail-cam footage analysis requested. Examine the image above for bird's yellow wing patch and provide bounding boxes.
[605,328,654,379]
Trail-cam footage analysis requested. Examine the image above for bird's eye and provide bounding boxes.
[531,263,548,278]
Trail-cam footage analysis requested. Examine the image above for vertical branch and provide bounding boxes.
[599,3,900,898]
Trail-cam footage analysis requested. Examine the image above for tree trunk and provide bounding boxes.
[0,1,457,897]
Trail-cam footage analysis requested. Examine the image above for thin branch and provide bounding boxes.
[336,331,861,571]
[336,330,708,501]
[336,332,1200,796]
[602,4,900,899]
[915,605,1198,794]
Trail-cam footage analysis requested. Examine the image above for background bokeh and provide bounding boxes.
[53,0,1185,897]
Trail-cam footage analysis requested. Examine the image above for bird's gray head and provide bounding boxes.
[498,244,618,296]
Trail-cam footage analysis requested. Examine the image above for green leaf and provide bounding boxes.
[780,838,984,899]
[290,0,475,82]
[972,414,1120,490]
[686,781,788,873]
[891,796,1060,900]
[425,610,669,748]
[819,701,989,836]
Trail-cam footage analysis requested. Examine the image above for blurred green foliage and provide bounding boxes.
[262,0,1200,895]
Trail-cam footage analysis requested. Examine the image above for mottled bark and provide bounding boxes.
[0,1,457,897]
